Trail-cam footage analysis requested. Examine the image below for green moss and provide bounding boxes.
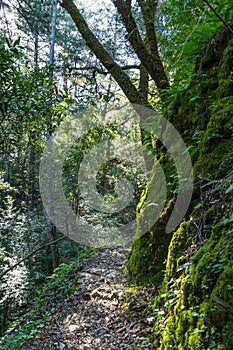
[165,222,194,280]
[129,31,233,349]
[153,218,233,349]
[128,199,175,285]
[127,29,233,349]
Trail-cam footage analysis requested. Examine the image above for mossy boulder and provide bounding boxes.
[128,199,175,285]
[153,219,233,349]
[128,29,233,349]
[128,31,233,285]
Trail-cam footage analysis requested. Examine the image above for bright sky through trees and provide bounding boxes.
[79,0,113,12]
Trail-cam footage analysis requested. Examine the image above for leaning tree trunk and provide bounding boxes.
[60,0,169,166]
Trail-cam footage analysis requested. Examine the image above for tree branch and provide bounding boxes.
[61,0,147,105]
[112,0,169,91]
[68,64,141,75]
[203,0,233,35]
[139,64,148,101]
[0,236,66,279]
[137,0,159,56]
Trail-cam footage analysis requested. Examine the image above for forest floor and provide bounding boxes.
[19,246,158,350]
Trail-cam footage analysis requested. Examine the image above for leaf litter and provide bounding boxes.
[19,246,158,350]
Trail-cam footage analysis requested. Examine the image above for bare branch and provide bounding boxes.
[61,0,147,105]
[67,64,141,75]
[0,236,66,279]
[112,0,169,91]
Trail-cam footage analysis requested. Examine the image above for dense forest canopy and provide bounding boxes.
[0,0,232,349]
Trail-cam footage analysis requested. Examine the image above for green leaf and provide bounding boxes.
[192,312,199,317]
[206,132,222,142]
[209,340,217,349]
[221,213,233,226]
[5,37,11,47]
[225,183,233,194]
[13,38,21,47]
[189,96,200,102]
[183,145,195,154]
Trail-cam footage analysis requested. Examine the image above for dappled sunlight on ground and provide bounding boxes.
[20,246,157,349]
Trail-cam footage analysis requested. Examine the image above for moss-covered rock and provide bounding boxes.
[153,218,233,350]
[128,29,233,349]
[128,199,175,285]
[128,31,233,283]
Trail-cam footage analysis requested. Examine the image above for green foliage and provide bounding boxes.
[0,37,80,337]
[0,37,70,210]
[0,39,68,139]
[0,186,46,333]
[128,199,175,285]
[0,0,232,348]
[158,0,233,89]
[149,32,233,349]
[62,118,146,246]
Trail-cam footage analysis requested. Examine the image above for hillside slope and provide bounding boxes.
[129,30,233,349]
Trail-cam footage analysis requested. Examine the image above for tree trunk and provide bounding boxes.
[49,0,58,66]
[34,33,39,67]
[44,221,60,274]
[61,0,166,171]
[28,131,36,211]
[113,0,169,91]
[61,0,148,106]
[43,0,59,273]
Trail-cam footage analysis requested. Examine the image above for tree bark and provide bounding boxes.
[50,0,58,66]
[137,0,158,54]
[61,0,169,100]
[61,0,147,106]
[28,131,36,211]
[34,33,39,67]
[61,0,166,172]
[112,0,169,91]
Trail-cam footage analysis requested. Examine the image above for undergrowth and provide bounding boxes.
[0,247,95,349]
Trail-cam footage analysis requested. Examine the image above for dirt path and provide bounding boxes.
[19,246,157,350]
